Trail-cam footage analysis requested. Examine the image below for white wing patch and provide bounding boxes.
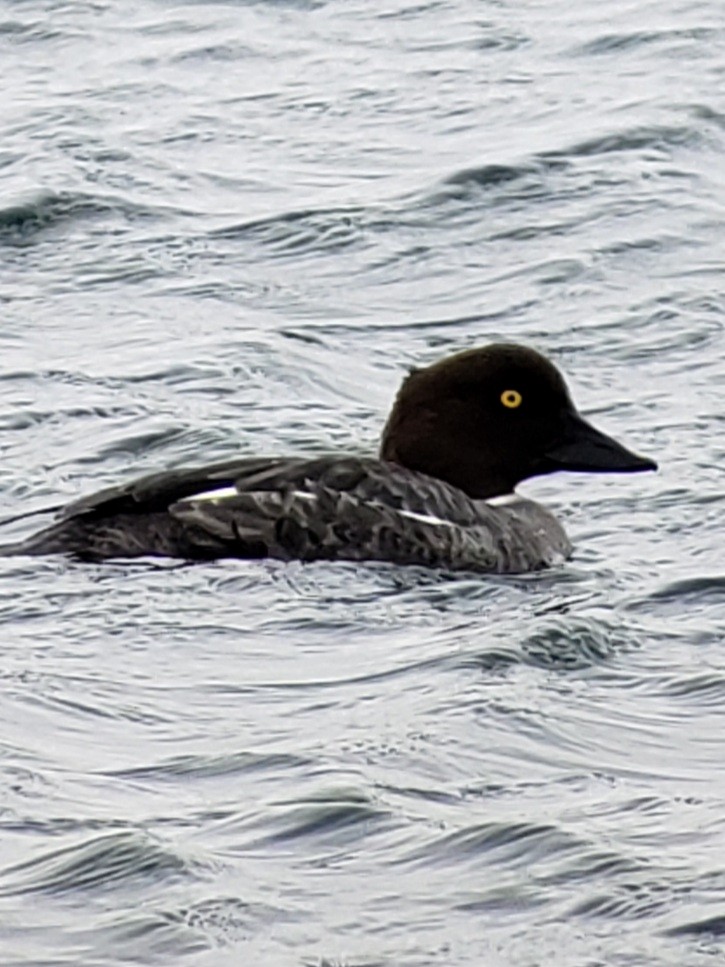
[188,486,240,502]
[188,486,454,530]
[485,493,520,507]
[188,487,319,503]
[398,508,455,528]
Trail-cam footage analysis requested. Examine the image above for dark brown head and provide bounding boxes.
[380,343,657,498]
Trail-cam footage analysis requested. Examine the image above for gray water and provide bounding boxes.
[1,1,724,964]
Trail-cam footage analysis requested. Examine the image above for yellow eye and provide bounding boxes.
[500,389,522,409]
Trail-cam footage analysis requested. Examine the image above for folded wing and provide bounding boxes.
[1,456,570,571]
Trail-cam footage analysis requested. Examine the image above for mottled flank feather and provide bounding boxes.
[0,456,571,572]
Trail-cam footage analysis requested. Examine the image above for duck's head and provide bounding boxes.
[380,343,657,499]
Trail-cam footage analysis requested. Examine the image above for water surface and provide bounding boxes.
[1,1,724,964]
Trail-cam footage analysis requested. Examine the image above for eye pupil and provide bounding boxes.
[501,389,522,409]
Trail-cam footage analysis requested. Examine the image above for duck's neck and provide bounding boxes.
[380,435,516,501]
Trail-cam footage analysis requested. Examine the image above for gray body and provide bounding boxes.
[0,456,571,573]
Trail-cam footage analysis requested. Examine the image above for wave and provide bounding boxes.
[0,190,162,241]
[0,829,201,897]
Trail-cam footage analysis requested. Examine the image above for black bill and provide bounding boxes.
[543,412,657,474]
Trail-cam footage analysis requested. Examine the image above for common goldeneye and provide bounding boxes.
[0,344,656,570]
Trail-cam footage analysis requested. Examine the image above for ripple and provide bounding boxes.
[644,575,725,604]
[175,895,295,946]
[666,912,725,937]
[401,819,582,869]
[571,26,719,57]
[109,749,312,781]
[547,123,703,158]
[242,786,393,850]
[0,190,161,241]
[421,118,700,213]
[0,830,202,897]
[472,613,635,671]
[426,159,561,208]
[0,17,74,44]
[209,206,370,257]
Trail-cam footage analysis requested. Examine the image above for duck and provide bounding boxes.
[0,344,656,571]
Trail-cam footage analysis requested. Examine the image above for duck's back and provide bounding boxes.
[0,456,571,572]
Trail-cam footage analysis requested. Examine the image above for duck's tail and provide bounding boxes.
[0,505,65,557]
[0,537,47,556]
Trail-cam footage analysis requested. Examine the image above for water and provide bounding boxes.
[1,0,724,964]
